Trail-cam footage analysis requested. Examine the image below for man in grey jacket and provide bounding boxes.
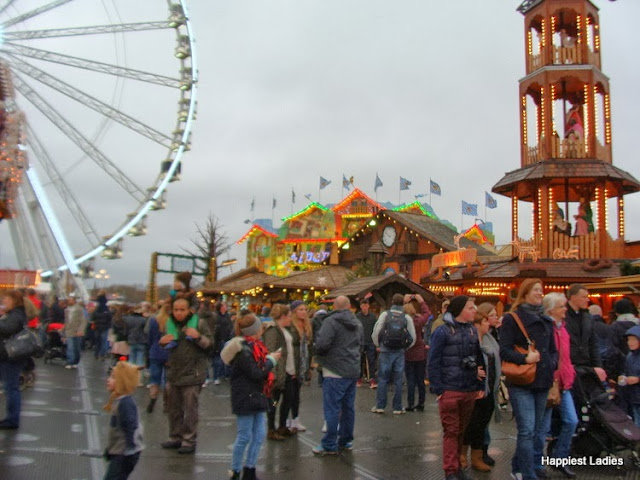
[64,295,87,369]
[312,295,364,456]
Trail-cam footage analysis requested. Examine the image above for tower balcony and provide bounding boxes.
[513,230,624,261]
[524,136,611,165]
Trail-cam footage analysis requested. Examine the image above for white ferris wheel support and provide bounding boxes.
[0,0,199,293]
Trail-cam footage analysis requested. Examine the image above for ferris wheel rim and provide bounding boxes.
[0,0,199,277]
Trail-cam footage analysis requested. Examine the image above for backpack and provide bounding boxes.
[380,310,412,349]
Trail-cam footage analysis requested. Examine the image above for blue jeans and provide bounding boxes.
[539,390,578,462]
[232,412,266,471]
[0,360,24,426]
[632,405,640,428]
[509,386,549,480]
[66,336,81,365]
[212,353,226,380]
[362,343,377,380]
[322,377,356,451]
[148,360,166,387]
[376,350,405,411]
[95,328,110,358]
[129,344,145,367]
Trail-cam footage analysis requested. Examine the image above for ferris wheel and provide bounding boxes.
[0,0,197,289]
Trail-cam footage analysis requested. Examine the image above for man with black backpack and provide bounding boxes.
[371,293,416,414]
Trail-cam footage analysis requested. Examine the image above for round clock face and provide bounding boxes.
[382,225,397,247]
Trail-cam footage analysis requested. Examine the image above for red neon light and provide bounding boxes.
[236,225,278,245]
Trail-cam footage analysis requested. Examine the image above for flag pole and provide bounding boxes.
[429,178,432,207]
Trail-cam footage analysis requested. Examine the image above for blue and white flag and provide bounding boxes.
[374,173,383,192]
[461,200,478,216]
[430,180,441,196]
[319,176,331,190]
[250,197,255,212]
[414,193,426,199]
[272,196,277,209]
[400,176,412,190]
[485,192,497,209]
[292,189,296,204]
[343,174,351,190]
[304,193,312,201]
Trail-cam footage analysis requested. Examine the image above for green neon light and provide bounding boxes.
[281,202,328,222]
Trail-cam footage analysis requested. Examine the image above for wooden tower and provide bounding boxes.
[493,0,640,260]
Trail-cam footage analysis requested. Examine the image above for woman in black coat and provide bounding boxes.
[0,290,28,429]
[500,278,557,480]
[221,314,280,480]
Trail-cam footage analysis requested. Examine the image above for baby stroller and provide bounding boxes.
[569,366,640,467]
[43,326,67,364]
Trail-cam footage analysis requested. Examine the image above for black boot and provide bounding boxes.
[146,398,157,414]
[482,445,495,466]
[241,467,256,480]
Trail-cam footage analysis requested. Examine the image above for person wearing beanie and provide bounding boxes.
[611,298,640,353]
[288,300,312,432]
[103,359,144,480]
[222,314,281,480]
[428,295,484,480]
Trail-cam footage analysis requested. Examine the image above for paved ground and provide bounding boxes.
[1,355,639,479]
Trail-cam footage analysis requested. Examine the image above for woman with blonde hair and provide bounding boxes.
[500,279,557,480]
[288,300,312,432]
[461,302,501,472]
[145,302,170,413]
[263,304,300,440]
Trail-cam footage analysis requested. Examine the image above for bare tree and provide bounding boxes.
[182,213,231,282]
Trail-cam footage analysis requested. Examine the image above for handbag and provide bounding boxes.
[547,379,561,407]
[4,327,44,360]
[501,312,538,386]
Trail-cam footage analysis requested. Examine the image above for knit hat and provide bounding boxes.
[448,295,470,318]
[614,298,637,316]
[174,271,192,289]
[290,300,305,312]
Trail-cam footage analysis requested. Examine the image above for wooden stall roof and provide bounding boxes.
[203,270,279,295]
[383,211,495,256]
[583,274,640,295]
[269,266,351,290]
[325,273,432,302]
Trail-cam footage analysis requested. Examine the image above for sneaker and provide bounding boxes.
[356,379,362,387]
[405,406,415,412]
[339,442,353,452]
[312,445,338,456]
[393,409,406,415]
[321,421,327,433]
[369,380,377,389]
[371,406,384,414]
[64,364,73,370]
[291,418,306,432]
[415,404,425,412]
[214,379,221,385]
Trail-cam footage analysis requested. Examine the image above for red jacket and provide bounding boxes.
[553,321,576,391]
[405,302,430,362]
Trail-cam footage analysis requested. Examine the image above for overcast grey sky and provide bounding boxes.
[1,0,639,287]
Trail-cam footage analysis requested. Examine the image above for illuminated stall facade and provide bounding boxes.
[238,188,382,277]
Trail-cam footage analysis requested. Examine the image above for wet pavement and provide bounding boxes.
[1,356,639,479]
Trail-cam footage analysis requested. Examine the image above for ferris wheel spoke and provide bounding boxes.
[0,0,17,16]
[2,43,181,88]
[2,0,74,28]
[5,54,172,146]
[12,72,147,203]
[3,21,173,41]
[26,124,101,246]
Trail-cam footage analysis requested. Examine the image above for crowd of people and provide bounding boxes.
[2,277,640,480]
